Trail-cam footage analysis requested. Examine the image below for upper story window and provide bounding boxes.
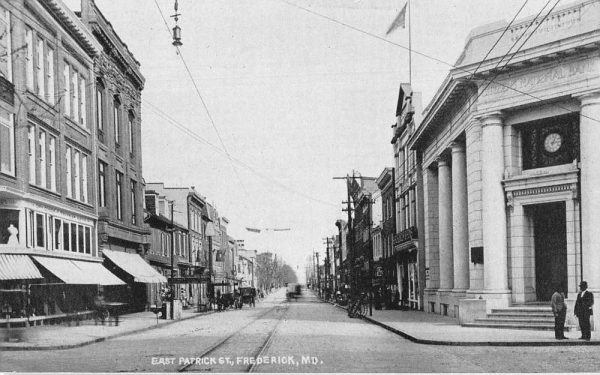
[113,96,121,149]
[25,28,55,105]
[0,6,12,83]
[128,111,135,158]
[27,122,56,192]
[65,143,89,203]
[0,108,15,176]
[115,171,123,220]
[130,179,137,225]
[98,160,107,207]
[63,62,87,127]
[96,79,105,142]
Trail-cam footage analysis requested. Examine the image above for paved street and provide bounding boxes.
[2,288,600,373]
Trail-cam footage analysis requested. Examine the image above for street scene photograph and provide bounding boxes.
[1,0,600,373]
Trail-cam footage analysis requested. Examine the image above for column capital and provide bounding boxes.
[450,142,465,154]
[476,111,504,128]
[465,119,481,134]
[436,156,450,167]
[576,90,600,108]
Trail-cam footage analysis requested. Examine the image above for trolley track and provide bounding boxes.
[178,300,289,373]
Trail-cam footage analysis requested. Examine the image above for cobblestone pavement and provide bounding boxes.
[2,289,600,373]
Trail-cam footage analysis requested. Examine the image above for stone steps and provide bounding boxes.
[462,322,560,331]
[464,305,575,331]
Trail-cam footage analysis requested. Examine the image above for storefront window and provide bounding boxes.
[36,213,45,248]
[85,227,91,255]
[78,225,84,253]
[63,222,70,251]
[54,218,62,250]
[70,223,77,252]
[0,209,19,245]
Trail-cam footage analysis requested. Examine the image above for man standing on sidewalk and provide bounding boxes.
[551,286,567,340]
[575,281,594,341]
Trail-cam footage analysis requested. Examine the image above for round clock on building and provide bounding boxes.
[544,132,562,153]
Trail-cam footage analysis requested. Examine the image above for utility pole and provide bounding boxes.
[169,200,176,319]
[314,251,321,297]
[335,221,344,294]
[367,197,374,317]
[312,252,317,290]
[322,237,330,300]
[322,236,336,300]
[170,201,177,286]
[334,172,355,296]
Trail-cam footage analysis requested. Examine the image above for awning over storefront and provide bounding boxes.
[0,255,43,280]
[32,256,125,285]
[102,249,168,284]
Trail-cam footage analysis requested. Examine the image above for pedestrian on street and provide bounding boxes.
[551,285,567,340]
[574,280,594,341]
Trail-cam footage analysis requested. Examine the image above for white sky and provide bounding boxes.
[63,0,556,281]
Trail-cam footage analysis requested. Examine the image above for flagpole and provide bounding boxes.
[408,0,412,85]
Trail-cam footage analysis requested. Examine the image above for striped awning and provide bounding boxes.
[33,256,125,285]
[102,249,167,284]
[0,254,43,280]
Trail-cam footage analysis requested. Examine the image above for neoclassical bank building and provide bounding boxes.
[409,0,600,330]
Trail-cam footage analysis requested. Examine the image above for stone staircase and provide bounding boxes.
[462,304,576,331]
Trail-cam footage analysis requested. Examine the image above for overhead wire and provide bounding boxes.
[276,0,600,125]
[8,0,596,211]
[470,0,531,77]
[151,0,254,213]
[442,0,561,147]
[11,0,599,127]
[435,0,543,152]
[7,0,340,210]
[143,99,339,208]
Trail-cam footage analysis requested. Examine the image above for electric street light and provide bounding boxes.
[204,221,217,306]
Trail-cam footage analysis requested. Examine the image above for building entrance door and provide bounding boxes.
[533,202,567,301]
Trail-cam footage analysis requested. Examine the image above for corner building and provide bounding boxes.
[409,0,600,330]
[0,0,127,316]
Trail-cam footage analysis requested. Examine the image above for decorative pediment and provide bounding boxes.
[504,163,579,211]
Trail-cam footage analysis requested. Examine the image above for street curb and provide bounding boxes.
[325,299,600,347]
[0,309,217,351]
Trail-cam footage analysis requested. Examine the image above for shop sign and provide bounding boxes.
[168,276,208,284]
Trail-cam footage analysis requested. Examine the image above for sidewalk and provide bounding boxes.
[0,292,280,351]
[0,307,209,351]
[330,299,600,346]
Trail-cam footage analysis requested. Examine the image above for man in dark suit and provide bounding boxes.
[574,281,594,340]
[551,286,567,339]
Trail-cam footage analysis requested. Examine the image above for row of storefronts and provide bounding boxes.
[0,0,256,323]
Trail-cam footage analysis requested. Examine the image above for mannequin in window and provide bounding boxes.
[7,224,18,246]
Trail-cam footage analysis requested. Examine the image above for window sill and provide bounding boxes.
[29,184,61,199]
[0,171,16,180]
[25,91,58,114]
[65,196,94,209]
[64,116,91,136]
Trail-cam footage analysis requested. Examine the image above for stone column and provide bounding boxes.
[579,92,600,292]
[437,157,453,291]
[423,167,439,291]
[480,113,509,294]
[451,142,469,292]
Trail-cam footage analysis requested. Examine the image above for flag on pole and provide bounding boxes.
[385,2,407,35]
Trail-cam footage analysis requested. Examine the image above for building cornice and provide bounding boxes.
[86,2,144,89]
[35,0,101,57]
